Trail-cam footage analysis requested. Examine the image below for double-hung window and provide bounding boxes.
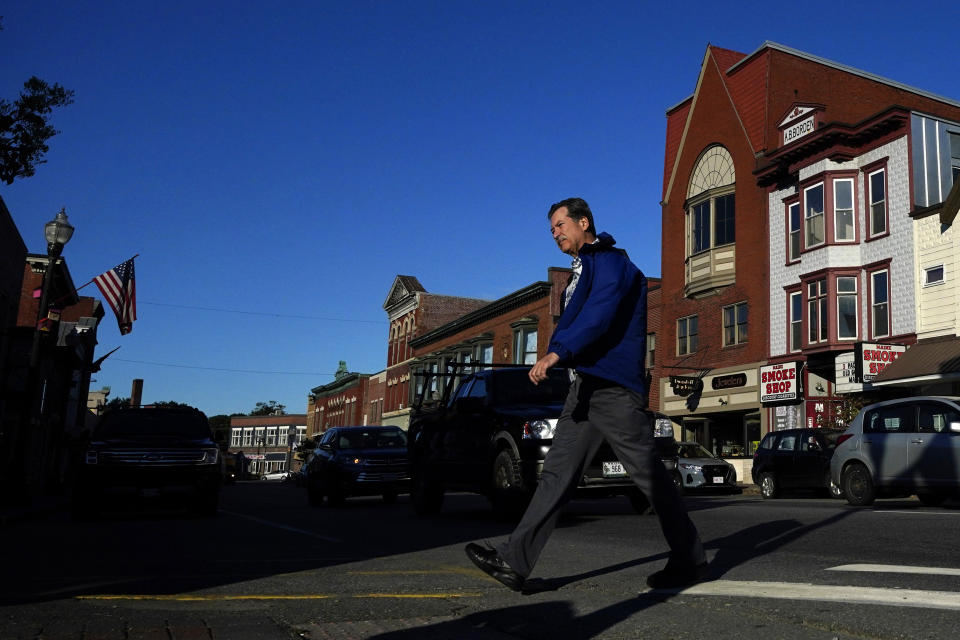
[804,184,825,248]
[646,333,656,368]
[513,326,538,365]
[678,315,698,355]
[834,179,855,242]
[837,276,858,340]
[789,291,803,352]
[722,302,747,346]
[868,168,887,237]
[871,270,890,339]
[787,201,801,261]
[807,279,827,344]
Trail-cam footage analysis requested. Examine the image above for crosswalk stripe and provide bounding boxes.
[673,580,960,611]
[827,564,960,576]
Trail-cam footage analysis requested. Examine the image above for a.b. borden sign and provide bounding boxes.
[760,361,800,403]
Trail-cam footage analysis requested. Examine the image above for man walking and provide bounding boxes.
[465,197,708,591]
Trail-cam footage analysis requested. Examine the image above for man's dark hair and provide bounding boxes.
[548,197,596,235]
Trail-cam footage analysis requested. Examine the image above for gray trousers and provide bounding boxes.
[497,374,706,578]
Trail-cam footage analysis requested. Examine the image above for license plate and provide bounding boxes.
[602,461,627,478]
[712,476,724,484]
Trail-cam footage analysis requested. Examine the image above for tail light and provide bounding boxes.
[836,433,854,446]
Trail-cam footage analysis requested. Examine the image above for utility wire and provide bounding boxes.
[139,301,387,324]
[111,357,338,376]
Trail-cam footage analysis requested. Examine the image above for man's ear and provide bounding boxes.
[579,216,590,231]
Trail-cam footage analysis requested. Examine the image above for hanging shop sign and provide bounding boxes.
[855,342,907,382]
[760,361,801,403]
[711,373,747,390]
[669,376,703,397]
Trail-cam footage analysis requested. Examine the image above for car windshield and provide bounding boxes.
[94,411,211,439]
[337,429,407,449]
[493,369,570,404]
[677,444,715,459]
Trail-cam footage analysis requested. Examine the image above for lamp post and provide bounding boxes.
[19,208,74,500]
[29,209,75,370]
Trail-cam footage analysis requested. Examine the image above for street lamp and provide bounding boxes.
[29,208,74,369]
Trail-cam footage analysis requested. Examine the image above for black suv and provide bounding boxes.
[408,366,651,518]
[751,427,844,499]
[306,425,410,506]
[73,406,222,517]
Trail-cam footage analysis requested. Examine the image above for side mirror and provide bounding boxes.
[319,443,332,450]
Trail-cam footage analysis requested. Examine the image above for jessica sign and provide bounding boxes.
[760,362,800,403]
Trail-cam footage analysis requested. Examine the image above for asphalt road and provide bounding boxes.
[4,481,960,639]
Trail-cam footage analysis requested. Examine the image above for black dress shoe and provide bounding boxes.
[645,561,710,590]
[464,542,524,591]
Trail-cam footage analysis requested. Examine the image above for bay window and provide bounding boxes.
[808,279,827,343]
[837,276,858,340]
[804,184,825,248]
[788,201,801,262]
[789,291,802,352]
[834,179,855,242]
[868,168,887,237]
[871,269,890,338]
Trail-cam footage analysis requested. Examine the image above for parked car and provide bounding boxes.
[669,442,738,492]
[306,426,409,506]
[752,428,844,499]
[831,396,960,507]
[261,471,289,481]
[408,366,655,518]
[73,406,222,518]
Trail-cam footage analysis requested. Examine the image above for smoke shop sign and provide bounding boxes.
[855,342,907,382]
[760,362,800,403]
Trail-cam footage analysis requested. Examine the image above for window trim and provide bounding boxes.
[786,286,803,353]
[685,187,736,257]
[924,264,945,287]
[800,171,861,254]
[785,196,801,265]
[677,314,699,356]
[863,158,890,241]
[803,182,826,250]
[722,301,748,347]
[836,275,859,341]
[832,178,857,243]
[868,266,891,340]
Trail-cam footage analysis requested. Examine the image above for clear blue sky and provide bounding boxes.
[2,1,957,417]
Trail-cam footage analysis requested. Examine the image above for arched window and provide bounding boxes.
[684,145,737,296]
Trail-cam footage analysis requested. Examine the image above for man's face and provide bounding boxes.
[550,207,590,256]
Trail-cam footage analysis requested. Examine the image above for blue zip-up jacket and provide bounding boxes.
[547,232,648,396]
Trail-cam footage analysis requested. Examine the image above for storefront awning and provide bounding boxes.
[871,335,960,387]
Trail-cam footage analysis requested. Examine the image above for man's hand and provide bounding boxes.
[529,352,561,385]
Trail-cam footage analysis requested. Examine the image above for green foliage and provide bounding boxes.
[105,396,130,410]
[250,400,286,416]
[295,437,317,460]
[1,74,75,185]
[152,400,194,408]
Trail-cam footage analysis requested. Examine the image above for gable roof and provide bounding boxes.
[383,274,426,310]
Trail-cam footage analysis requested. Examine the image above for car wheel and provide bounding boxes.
[759,472,778,499]
[382,490,398,504]
[917,492,948,507]
[628,489,654,515]
[491,449,527,519]
[411,468,444,515]
[672,472,684,494]
[842,463,876,506]
[326,483,346,507]
[307,481,325,507]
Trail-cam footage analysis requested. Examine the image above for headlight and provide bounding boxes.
[201,448,219,464]
[85,451,98,465]
[523,419,557,439]
[678,462,702,472]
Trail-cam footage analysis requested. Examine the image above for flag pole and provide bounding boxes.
[75,254,140,292]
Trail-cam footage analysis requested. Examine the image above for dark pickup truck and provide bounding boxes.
[407,365,664,518]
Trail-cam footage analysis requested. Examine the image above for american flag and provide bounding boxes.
[94,258,137,335]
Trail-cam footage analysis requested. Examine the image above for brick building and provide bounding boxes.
[0,196,27,462]
[307,361,372,435]
[228,413,307,477]
[381,276,488,428]
[658,41,960,476]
